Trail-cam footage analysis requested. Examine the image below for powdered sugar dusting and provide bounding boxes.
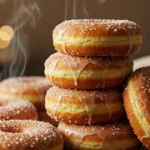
[64,19,137,25]
[0,77,50,95]
[0,120,63,149]
[55,19,139,33]
[53,19,142,56]
[0,77,50,108]
[0,99,37,120]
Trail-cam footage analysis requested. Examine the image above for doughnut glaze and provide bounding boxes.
[58,121,141,150]
[0,99,37,120]
[45,86,125,125]
[124,66,150,149]
[45,52,133,89]
[53,19,142,57]
[0,77,50,109]
[0,120,63,150]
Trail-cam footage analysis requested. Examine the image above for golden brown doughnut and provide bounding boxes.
[0,77,50,109]
[0,99,37,120]
[58,121,141,150]
[53,19,142,57]
[0,120,63,150]
[45,52,133,89]
[38,110,58,126]
[45,86,125,125]
[124,66,150,149]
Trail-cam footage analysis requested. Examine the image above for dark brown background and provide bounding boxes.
[0,0,149,76]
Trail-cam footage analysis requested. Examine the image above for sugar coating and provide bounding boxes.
[0,120,63,149]
[0,77,51,108]
[45,52,133,68]
[47,86,121,99]
[0,77,50,95]
[0,99,37,120]
[64,19,137,25]
[54,19,141,35]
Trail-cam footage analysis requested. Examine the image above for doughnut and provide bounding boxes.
[53,19,142,57]
[45,52,133,89]
[0,77,50,109]
[38,110,58,126]
[45,86,125,125]
[0,99,37,120]
[123,66,150,149]
[0,120,63,150]
[58,121,141,150]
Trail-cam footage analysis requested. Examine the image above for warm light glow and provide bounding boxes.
[0,29,12,49]
[0,26,14,39]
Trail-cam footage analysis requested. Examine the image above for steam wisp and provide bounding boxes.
[65,0,106,19]
[98,0,106,3]
[65,0,89,19]
[0,0,41,79]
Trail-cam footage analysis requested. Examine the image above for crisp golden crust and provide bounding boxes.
[0,77,50,109]
[53,19,142,56]
[0,99,38,120]
[0,120,63,150]
[123,66,150,149]
[45,52,133,89]
[45,86,125,125]
[58,121,141,150]
[38,110,58,126]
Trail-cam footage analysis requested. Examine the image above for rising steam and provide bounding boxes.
[65,0,89,19]
[0,0,40,79]
[65,0,106,19]
[0,0,7,3]
[98,0,106,3]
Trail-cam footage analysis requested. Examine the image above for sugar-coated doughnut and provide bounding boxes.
[0,77,50,109]
[53,19,142,57]
[58,121,141,150]
[45,86,125,125]
[124,66,150,149]
[0,120,63,150]
[38,110,58,126]
[45,52,133,89]
[0,99,37,120]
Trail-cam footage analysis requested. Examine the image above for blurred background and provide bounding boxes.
[0,0,149,78]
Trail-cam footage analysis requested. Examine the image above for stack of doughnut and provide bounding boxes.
[44,19,143,149]
[0,76,58,126]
